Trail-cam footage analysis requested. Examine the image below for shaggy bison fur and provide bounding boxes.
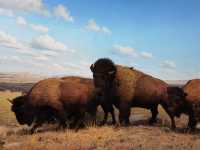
[90,58,187,129]
[10,76,101,133]
[182,79,200,129]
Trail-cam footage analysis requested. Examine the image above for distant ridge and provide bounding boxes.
[0,72,189,85]
[0,72,47,83]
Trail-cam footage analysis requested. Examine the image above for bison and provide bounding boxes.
[181,79,200,129]
[10,76,103,133]
[90,58,187,129]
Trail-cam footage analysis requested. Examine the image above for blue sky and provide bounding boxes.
[0,0,199,80]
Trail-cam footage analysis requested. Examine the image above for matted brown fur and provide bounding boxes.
[12,76,98,132]
[27,77,95,111]
[91,58,187,128]
[183,79,200,121]
[114,65,168,104]
[183,79,200,103]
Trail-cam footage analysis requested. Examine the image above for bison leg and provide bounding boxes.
[119,104,130,126]
[149,104,158,125]
[100,103,110,125]
[70,111,85,130]
[165,110,176,129]
[30,117,42,134]
[30,122,42,134]
[100,111,108,125]
[170,115,176,130]
[56,108,68,129]
[110,107,116,125]
[187,113,197,130]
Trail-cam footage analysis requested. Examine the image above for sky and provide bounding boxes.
[0,0,199,80]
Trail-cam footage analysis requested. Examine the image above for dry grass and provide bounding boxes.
[0,91,21,126]
[0,91,200,150]
[1,125,200,150]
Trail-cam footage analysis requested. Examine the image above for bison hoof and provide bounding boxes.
[171,125,176,130]
[148,118,157,125]
[112,121,116,125]
[98,121,106,126]
[185,127,196,133]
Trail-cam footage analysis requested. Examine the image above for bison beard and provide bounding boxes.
[91,58,187,129]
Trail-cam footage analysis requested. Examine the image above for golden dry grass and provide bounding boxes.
[0,91,200,150]
[0,91,21,125]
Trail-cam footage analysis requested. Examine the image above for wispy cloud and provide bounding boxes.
[16,16,27,26]
[140,51,153,59]
[161,60,176,69]
[0,56,24,64]
[0,30,76,64]
[113,44,137,56]
[30,24,49,33]
[0,30,24,49]
[31,34,72,52]
[0,0,49,15]
[113,44,153,60]
[15,15,49,33]
[53,4,74,22]
[0,8,14,17]
[86,19,111,34]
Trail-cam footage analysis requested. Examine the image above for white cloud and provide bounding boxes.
[0,30,23,49]
[140,52,153,59]
[15,16,49,33]
[16,16,27,26]
[51,63,66,72]
[0,55,24,64]
[53,4,73,22]
[161,60,176,69]
[86,19,111,34]
[30,24,49,33]
[113,44,154,60]
[0,0,48,15]
[0,8,14,17]
[113,44,137,56]
[33,55,49,61]
[31,34,69,52]
[40,50,59,57]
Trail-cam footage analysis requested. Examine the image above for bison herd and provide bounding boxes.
[8,58,200,133]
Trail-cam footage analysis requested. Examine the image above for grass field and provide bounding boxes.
[0,91,200,150]
[0,91,21,126]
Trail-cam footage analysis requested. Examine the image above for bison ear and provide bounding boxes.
[7,98,13,104]
[90,64,94,72]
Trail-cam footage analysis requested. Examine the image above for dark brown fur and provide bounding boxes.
[11,76,100,133]
[91,58,187,129]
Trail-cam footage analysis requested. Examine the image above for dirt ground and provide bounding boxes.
[0,91,200,150]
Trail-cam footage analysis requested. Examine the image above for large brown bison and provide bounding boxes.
[182,79,200,129]
[90,58,187,129]
[10,76,104,133]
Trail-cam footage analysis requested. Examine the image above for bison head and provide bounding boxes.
[10,96,34,126]
[166,87,188,117]
[90,58,116,90]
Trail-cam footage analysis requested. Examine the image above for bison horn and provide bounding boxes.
[108,70,115,75]
[90,64,94,72]
[7,98,13,104]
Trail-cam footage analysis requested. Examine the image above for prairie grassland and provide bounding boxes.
[0,91,200,150]
[0,91,21,126]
